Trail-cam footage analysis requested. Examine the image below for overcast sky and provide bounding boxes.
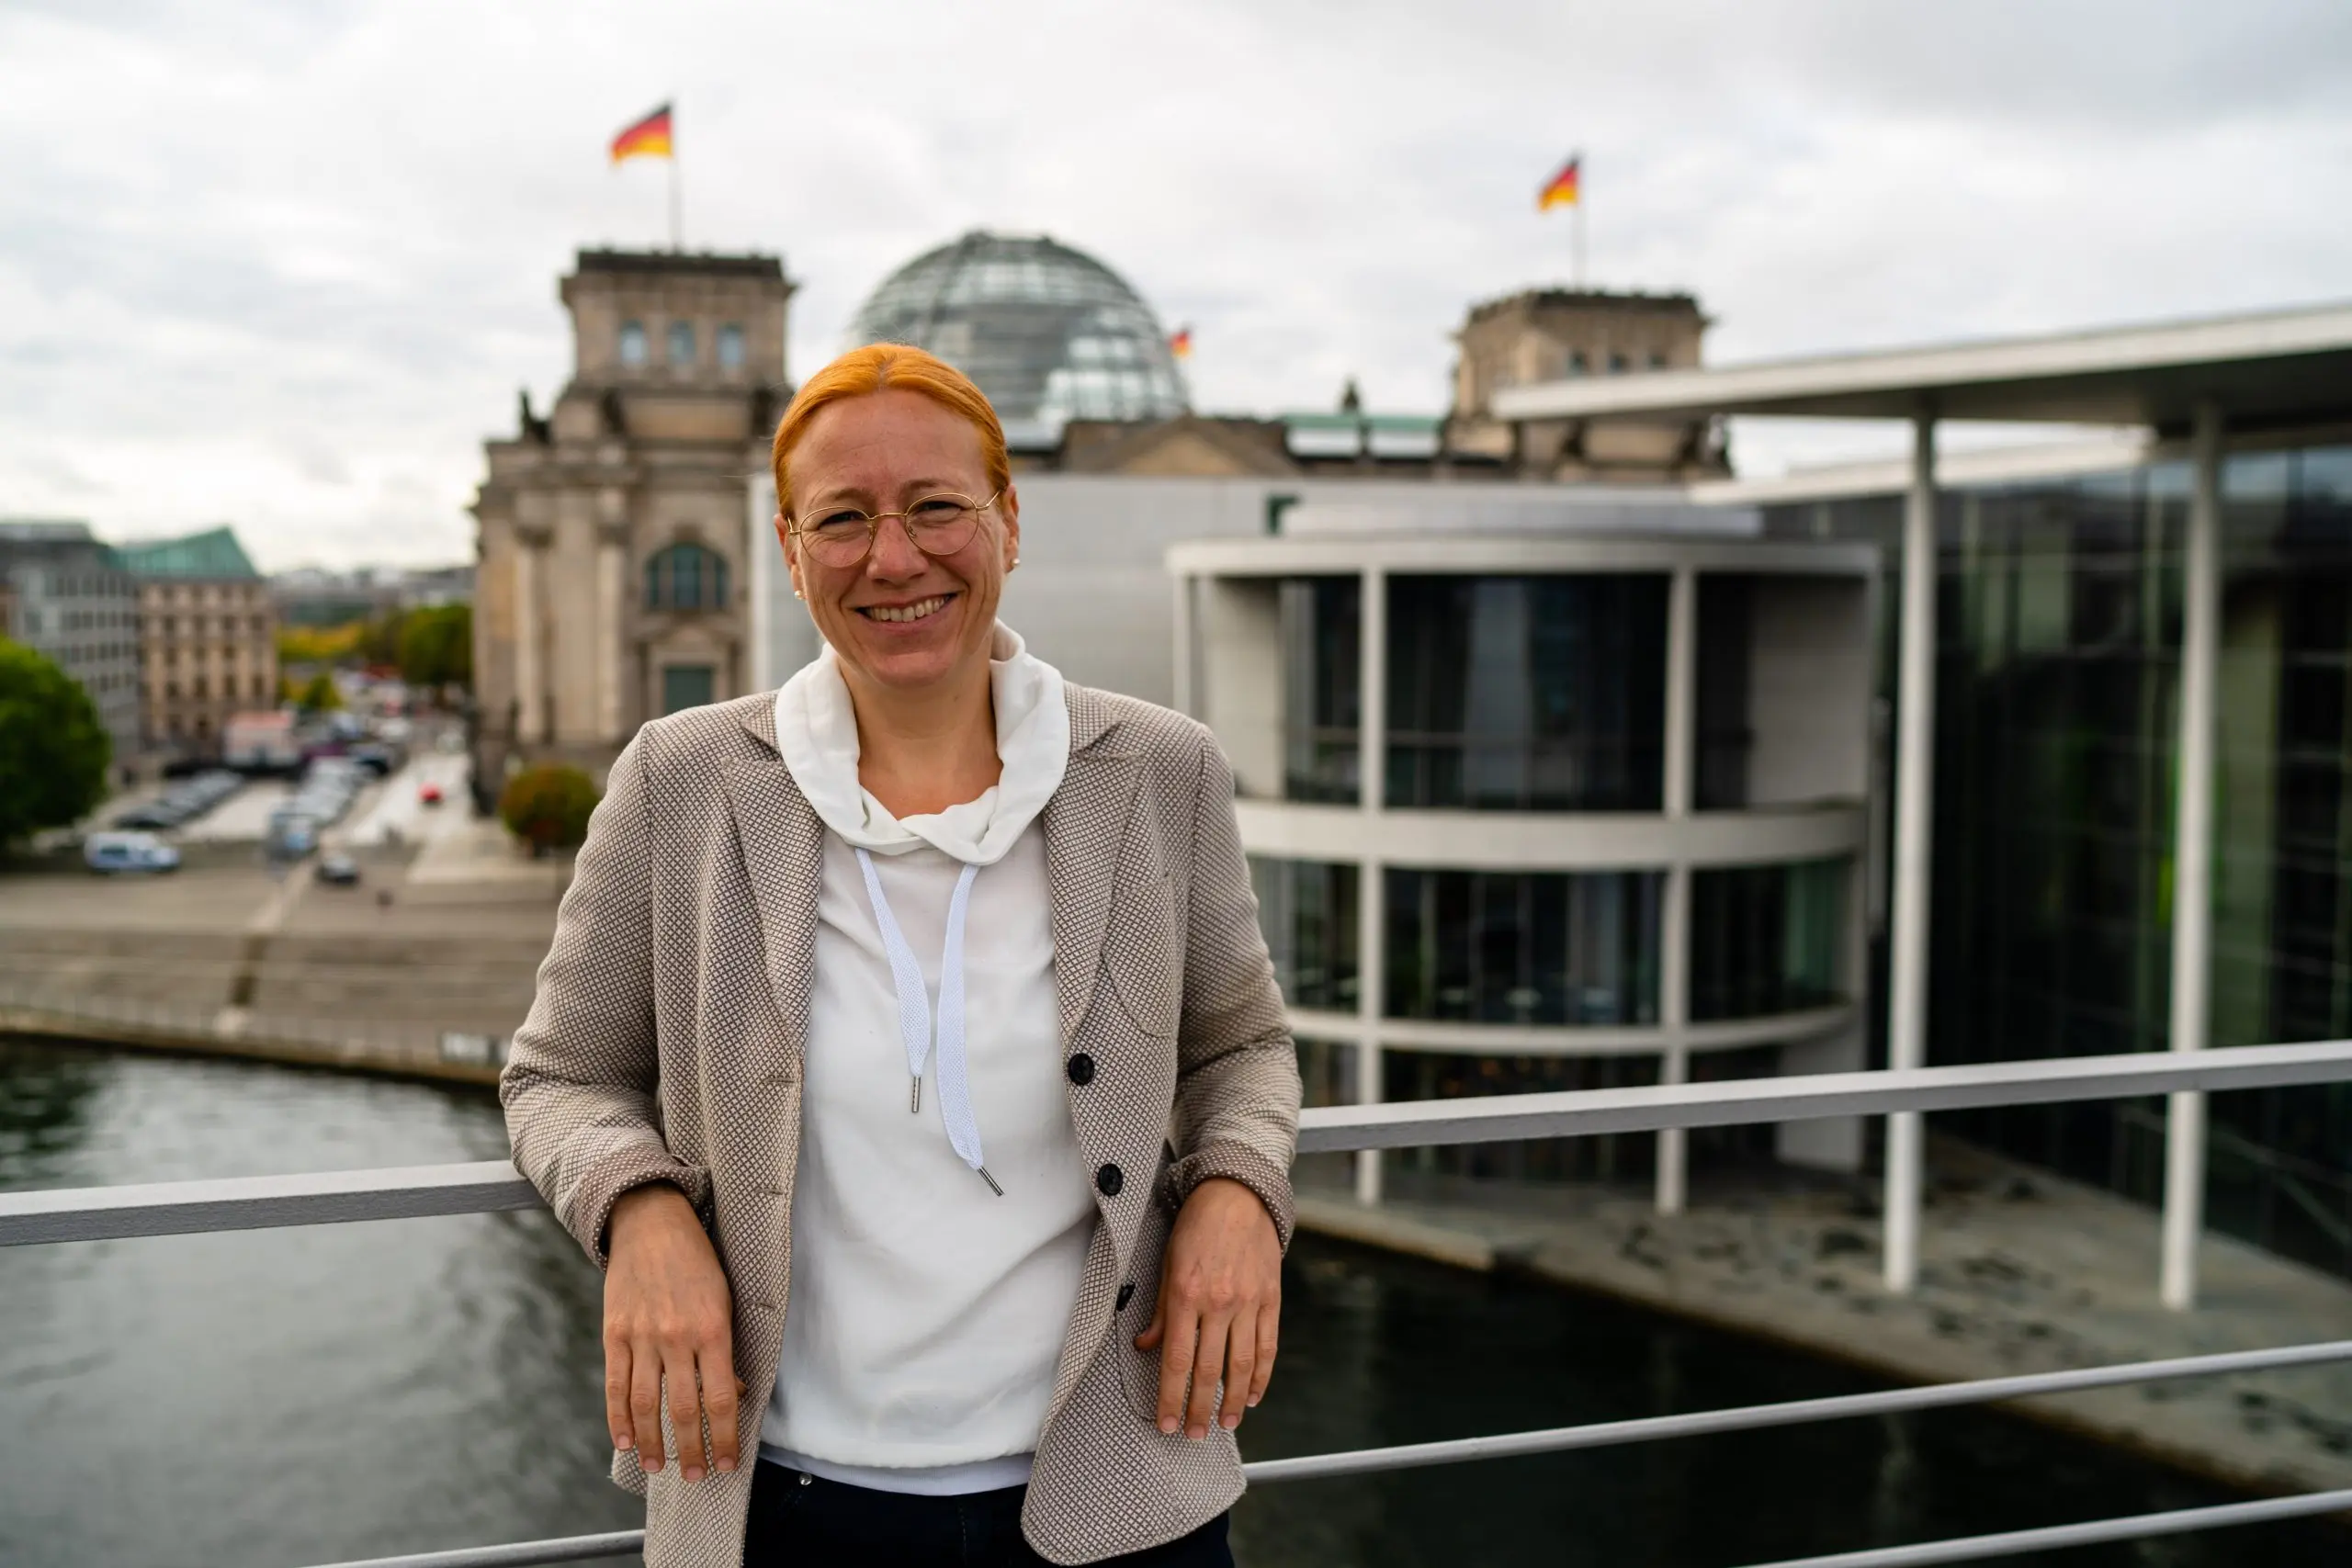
[3,0,2347,570]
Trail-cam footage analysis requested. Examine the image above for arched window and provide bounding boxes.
[618,320,649,367]
[644,543,730,613]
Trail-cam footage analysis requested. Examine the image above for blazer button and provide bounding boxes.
[1096,1163,1124,1198]
[1066,1052,1096,1086]
[1116,1282,1136,1311]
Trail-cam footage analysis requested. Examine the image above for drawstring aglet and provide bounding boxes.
[910,1075,922,1113]
[977,1166,1004,1197]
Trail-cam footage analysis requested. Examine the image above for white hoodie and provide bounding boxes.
[762,624,1095,1495]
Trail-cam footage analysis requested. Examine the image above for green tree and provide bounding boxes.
[296,670,343,711]
[499,763,600,855]
[397,604,472,694]
[0,640,112,847]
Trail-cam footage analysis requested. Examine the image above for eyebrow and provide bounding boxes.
[799,478,967,512]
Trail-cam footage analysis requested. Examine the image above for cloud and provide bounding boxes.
[0,0,2346,564]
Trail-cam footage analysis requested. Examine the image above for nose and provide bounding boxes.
[865,513,928,578]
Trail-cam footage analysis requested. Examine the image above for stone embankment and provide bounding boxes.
[1296,1143,2352,1510]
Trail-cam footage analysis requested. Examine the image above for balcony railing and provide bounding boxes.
[7,1041,2352,1568]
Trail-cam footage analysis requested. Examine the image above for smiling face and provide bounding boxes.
[775,387,1020,700]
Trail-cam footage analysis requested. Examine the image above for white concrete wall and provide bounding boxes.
[1746,575,1873,807]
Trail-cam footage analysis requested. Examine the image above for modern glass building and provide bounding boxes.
[1487,299,2352,1292]
[1752,439,2352,1279]
[846,231,1189,449]
[1170,502,1878,1205]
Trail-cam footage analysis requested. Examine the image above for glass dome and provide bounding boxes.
[847,231,1189,447]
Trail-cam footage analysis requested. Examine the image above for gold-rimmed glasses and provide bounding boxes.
[786,491,1002,568]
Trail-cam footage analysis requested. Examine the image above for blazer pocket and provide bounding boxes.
[1114,1178,1178,1422]
[1106,875,1181,1038]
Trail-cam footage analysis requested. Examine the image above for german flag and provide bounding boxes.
[1170,326,1193,359]
[611,104,673,164]
[1539,155,1580,211]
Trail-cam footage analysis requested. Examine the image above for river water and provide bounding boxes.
[2,1037,2342,1567]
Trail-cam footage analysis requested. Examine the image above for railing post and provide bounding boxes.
[2162,400,2224,1312]
[1884,411,1938,1295]
[1657,565,1697,1216]
[1355,564,1387,1206]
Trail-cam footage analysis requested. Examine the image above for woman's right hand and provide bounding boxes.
[604,1184,740,1482]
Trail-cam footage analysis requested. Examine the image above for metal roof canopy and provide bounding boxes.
[1490,300,2352,432]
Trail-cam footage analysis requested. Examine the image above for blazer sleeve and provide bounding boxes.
[1165,733,1304,1250]
[499,731,711,1269]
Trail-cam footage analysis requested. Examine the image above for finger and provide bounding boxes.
[1186,1309,1230,1439]
[631,1344,666,1472]
[605,1335,636,1452]
[1155,1298,1199,1436]
[666,1347,708,1482]
[1135,1285,1166,1351]
[1221,1310,1257,1432]
[702,1339,741,1474]
[1248,1299,1279,1408]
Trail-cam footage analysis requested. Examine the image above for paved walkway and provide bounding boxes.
[1296,1142,2352,1501]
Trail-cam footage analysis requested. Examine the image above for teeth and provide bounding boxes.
[865,596,948,624]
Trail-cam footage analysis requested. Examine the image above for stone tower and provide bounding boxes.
[471,249,794,784]
[1445,288,1728,482]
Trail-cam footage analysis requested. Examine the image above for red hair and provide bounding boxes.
[769,344,1011,516]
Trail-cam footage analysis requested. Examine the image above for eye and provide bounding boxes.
[910,497,968,521]
[811,510,868,532]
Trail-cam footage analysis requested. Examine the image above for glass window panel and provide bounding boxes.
[717,323,746,370]
[1249,857,1360,1010]
[662,664,715,715]
[1385,867,1660,1025]
[667,321,696,367]
[617,320,648,367]
[1690,859,1847,1021]
[1280,577,1361,803]
[1386,574,1667,811]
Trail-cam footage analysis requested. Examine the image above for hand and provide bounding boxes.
[604,1184,740,1482]
[1135,1177,1282,1439]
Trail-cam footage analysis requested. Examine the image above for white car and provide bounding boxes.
[84,831,182,874]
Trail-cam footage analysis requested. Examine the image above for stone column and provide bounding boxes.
[514,517,551,748]
[596,488,629,744]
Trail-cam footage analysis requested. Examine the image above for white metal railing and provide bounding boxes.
[6,1041,2352,1568]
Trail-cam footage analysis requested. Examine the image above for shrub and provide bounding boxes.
[498,763,600,855]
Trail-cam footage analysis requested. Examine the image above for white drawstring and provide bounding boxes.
[854,849,1000,1195]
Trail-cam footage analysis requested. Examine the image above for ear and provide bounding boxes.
[998,483,1021,567]
[774,513,805,598]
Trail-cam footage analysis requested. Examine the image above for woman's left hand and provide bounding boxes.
[1135,1176,1282,1439]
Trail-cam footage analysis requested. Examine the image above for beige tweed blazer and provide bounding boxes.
[501,683,1302,1567]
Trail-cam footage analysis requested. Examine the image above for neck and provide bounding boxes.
[842,653,1001,819]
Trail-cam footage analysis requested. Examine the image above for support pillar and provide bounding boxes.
[1884,412,1938,1295]
[513,526,547,750]
[2162,400,2224,1312]
[1355,566,1387,1205]
[1657,566,1697,1215]
[595,494,628,744]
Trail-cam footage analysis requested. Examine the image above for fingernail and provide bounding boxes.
[616,1435,634,1450]
[718,1460,737,1473]
[1159,1417,1179,1434]
[684,1466,703,1482]
[1248,1395,1261,1407]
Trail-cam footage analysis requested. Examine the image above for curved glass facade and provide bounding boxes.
[1386,574,1668,811]
[847,231,1187,442]
[1385,867,1661,1025]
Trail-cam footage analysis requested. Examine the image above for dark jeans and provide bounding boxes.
[743,1460,1234,1568]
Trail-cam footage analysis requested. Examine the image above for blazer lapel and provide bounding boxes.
[721,753,826,1070]
[1044,744,1141,1045]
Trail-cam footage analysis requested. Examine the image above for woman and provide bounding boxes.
[502,344,1301,1568]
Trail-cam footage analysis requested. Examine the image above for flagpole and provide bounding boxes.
[669,154,683,251]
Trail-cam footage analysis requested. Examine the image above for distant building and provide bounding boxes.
[1445,288,1728,483]
[117,525,279,753]
[471,248,793,775]
[273,563,475,627]
[0,520,142,761]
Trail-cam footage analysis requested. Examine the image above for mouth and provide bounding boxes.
[856,592,956,626]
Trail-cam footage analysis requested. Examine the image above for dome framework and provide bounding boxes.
[847,231,1189,447]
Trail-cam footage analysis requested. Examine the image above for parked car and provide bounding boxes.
[418,783,444,807]
[84,831,181,874]
[314,852,362,886]
[110,769,243,831]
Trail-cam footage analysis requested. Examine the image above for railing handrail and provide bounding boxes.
[12,1038,2352,1567]
[12,1040,2352,1246]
